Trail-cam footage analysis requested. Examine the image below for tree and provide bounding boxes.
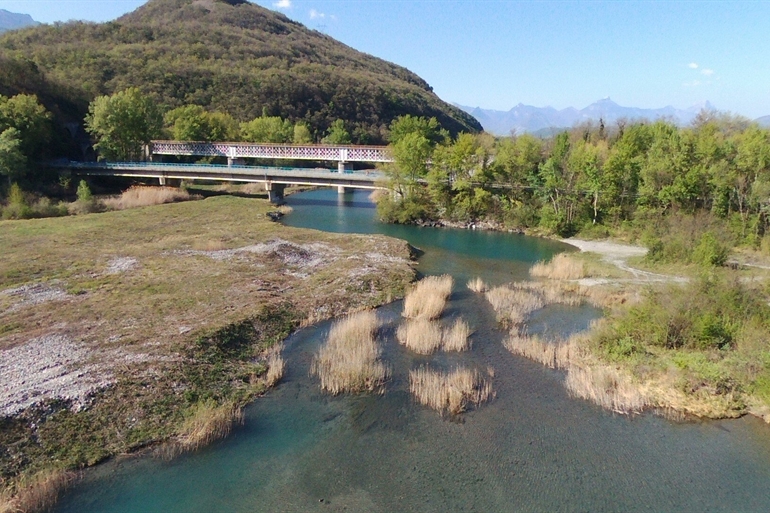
[0,128,26,187]
[322,119,352,144]
[293,123,313,144]
[165,105,211,141]
[388,115,447,146]
[240,116,293,143]
[85,88,162,161]
[207,112,240,142]
[0,94,52,158]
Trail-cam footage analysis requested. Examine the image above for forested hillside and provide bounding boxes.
[0,0,480,144]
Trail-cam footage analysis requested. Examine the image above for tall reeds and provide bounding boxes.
[180,400,244,452]
[466,277,488,293]
[409,366,492,415]
[265,345,285,387]
[396,318,472,354]
[564,364,650,414]
[442,318,472,352]
[102,186,196,210]
[0,469,74,513]
[403,275,454,320]
[529,253,586,280]
[485,285,545,327]
[397,319,443,354]
[502,330,573,369]
[311,310,389,394]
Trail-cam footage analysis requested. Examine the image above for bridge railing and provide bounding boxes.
[60,161,384,176]
[149,141,393,163]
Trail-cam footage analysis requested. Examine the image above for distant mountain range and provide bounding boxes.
[758,116,770,128]
[456,98,770,135]
[0,9,38,34]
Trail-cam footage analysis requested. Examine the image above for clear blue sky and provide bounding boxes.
[3,0,769,118]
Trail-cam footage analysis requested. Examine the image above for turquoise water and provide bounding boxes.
[54,189,770,512]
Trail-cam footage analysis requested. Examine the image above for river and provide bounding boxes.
[54,189,770,512]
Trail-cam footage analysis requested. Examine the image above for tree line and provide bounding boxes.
[84,88,354,161]
[380,112,770,259]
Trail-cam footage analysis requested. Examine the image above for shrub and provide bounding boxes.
[692,232,729,267]
[70,180,98,215]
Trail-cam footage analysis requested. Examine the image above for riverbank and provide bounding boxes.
[0,195,416,510]
[510,238,770,423]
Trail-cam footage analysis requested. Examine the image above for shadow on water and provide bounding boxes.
[54,189,770,513]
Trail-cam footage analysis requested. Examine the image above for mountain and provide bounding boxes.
[0,0,480,143]
[0,9,38,34]
[457,98,716,135]
[757,116,770,128]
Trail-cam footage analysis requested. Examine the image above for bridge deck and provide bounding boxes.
[62,162,387,189]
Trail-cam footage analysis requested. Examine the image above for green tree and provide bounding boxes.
[165,105,211,141]
[388,131,431,197]
[240,116,293,143]
[85,88,162,161]
[207,112,240,142]
[0,128,26,187]
[322,119,352,144]
[388,115,447,146]
[293,123,313,144]
[0,94,52,158]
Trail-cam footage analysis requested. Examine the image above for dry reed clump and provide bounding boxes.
[409,366,493,415]
[179,400,244,452]
[265,346,285,387]
[442,318,472,352]
[503,331,572,369]
[485,285,545,327]
[565,364,650,414]
[397,318,472,354]
[466,277,488,293]
[102,186,198,210]
[397,319,443,355]
[403,275,454,320]
[529,253,586,280]
[311,310,389,395]
[0,469,75,513]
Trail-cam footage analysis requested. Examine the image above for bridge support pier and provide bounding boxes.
[337,161,350,194]
[265,182,286,205]
[228,157,245,167]
[159,175,167,186]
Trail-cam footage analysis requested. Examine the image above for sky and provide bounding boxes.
[2,0,769,118]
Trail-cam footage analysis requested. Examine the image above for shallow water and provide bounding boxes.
[54,189,770,512]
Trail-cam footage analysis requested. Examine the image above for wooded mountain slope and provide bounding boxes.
[0,0,480,144]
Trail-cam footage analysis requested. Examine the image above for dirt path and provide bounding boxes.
[560,238,688,285]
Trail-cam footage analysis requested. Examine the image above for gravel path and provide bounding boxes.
[561,238,687,284]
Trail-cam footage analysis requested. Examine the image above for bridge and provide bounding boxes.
[149,141,394,170]
[61,161,387,204]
